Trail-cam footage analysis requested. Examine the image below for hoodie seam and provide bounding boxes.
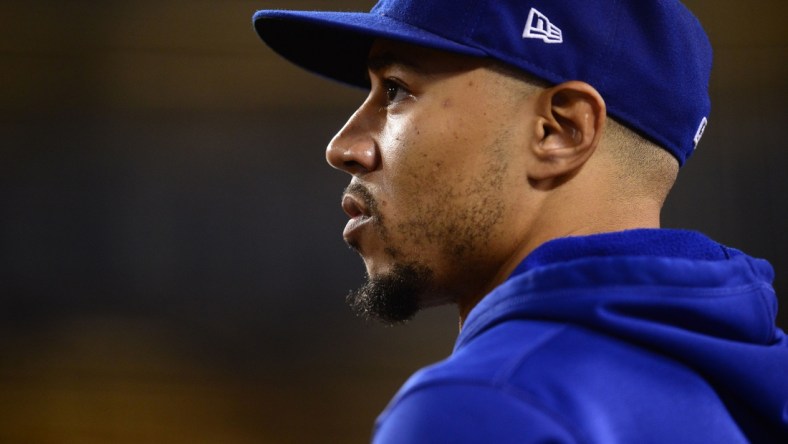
[494,324,570,382]
[516,281,768,302]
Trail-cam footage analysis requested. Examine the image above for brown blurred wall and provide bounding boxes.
[1,1,786,442]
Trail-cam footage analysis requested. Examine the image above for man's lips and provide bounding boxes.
[341,194,367,219]
[341,194,372,242]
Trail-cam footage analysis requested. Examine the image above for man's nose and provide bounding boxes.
[326,105,380,175]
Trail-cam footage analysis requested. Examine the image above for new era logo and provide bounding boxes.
[693,117,708,149]
[523,8,563,44]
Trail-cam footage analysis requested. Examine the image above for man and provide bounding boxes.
[253,1,788,442]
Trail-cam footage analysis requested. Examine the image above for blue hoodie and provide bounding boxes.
[373,229,788,443]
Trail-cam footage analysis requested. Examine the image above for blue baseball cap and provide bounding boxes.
[252,0,712,166]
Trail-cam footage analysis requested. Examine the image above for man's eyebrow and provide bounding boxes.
[366,52,426,74]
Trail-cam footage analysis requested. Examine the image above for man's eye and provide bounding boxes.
[383,79,410,104]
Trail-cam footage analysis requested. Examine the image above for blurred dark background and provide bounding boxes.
[1,0,786,442]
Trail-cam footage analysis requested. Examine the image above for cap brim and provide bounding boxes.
[253,10,488,88]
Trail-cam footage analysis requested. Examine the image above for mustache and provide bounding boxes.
[343,182,379,219]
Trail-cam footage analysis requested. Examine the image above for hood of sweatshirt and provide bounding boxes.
[457,229,788,440]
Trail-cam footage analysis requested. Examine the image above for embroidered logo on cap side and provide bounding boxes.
[523,8,563,44]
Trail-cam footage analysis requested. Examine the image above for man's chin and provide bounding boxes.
[346,262,433,325]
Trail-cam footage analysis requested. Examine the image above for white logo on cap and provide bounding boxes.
[693,117,708,149]
[523,8,563,44]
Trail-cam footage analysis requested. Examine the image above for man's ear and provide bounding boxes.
[528,81,606,182]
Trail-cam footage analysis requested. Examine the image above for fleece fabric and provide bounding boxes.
[373,229,788,443]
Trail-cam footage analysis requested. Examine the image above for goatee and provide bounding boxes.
[346,262,433,325]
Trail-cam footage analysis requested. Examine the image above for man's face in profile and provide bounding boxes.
[327,40,538,324]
